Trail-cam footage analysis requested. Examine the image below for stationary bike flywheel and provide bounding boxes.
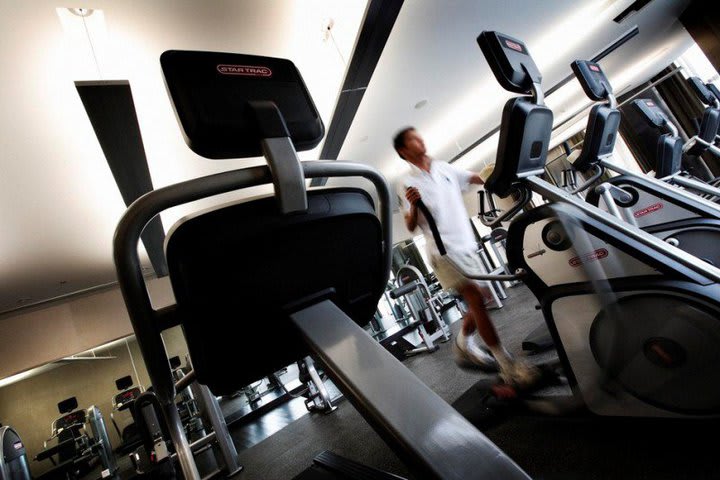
[589,294,720,414]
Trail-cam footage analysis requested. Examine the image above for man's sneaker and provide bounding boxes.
[453,330,498,371]
[499,359,543,388]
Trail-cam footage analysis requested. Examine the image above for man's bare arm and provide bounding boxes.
[469,173,485,185]
[404,187,421,231]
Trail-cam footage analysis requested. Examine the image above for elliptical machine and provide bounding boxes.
[683,76,720,159]
[562,60,720,268]
[474,30,720,418]
[113,49,530,479]
[632,86,720,198]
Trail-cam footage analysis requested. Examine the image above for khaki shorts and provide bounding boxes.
[430,251,491,293]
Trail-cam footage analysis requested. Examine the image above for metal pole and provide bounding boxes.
[596,184,624,219]
[162,401,200,480]
[667,174,720,197]
[182,356,242,477]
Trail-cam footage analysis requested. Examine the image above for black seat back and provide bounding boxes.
[656,134,684,177]
[698,107,720,143]
[688,76,717,107]
[687,77,720,149]
[573,104,621,171]
[161,51,324,158]
[166,189,384,393]
[633,98,683,175]
[477,32,553,198]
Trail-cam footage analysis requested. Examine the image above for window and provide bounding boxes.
[412,234,434,273]
[675,43,720,87]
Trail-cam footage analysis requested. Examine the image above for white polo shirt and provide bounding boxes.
[399,159,477,259]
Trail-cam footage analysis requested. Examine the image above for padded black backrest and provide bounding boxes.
[166,189,385,394]
[698,107,720,143]
[707,83,720,103]
[655,134,683,177]
[688,77,716,106]
[573,104,621,171]
[161,50,324,158]
[485,97,553,198]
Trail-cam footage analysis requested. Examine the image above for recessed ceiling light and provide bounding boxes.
[414,99,428,109]
[321,18,335,41]
[68,7,94,17]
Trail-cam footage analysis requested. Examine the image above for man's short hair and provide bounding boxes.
[393,127,415,159]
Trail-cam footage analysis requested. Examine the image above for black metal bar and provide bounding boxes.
[76,81,168,276]
[311,0,405,186]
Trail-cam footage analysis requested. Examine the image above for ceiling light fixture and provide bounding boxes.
[68,7,94,17]
[321,18,335,41]
[414,99,428,109]
[56,7,108,80]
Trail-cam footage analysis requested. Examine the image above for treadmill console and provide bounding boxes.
[477,31,542,94]
[571,60,612,101]
[160,50,324,159]
[113,387,142,411]
[632,99,668,129]
[53,410,86,432]
[687,76,716,106]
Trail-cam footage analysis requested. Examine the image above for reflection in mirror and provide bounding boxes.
[366,236,464,360]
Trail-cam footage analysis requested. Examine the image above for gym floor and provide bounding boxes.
[112,285,719,479]
[225,285,720,480]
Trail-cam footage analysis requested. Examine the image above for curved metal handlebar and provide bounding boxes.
[568,164,605,195]
[478,186,532,228]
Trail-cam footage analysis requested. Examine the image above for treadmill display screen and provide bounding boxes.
[115,387,141,405]
[56,411,85,430]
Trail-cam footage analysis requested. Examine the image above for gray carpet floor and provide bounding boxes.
[230,285,720,479]
[231,285,548,479]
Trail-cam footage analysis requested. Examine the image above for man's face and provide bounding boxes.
[400,129,426,159]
